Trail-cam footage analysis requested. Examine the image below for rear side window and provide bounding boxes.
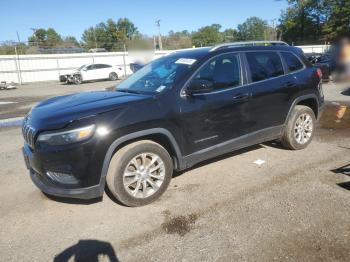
[246,52,284,82]
[94,64,107,69]
[99,64,112,68]
[281,52,304,72]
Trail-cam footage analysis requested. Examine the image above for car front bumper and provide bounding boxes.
[22,143,105,199]
[29,169,104,199]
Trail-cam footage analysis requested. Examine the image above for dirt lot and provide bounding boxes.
[0,80,119,120]
[0,80,349,261]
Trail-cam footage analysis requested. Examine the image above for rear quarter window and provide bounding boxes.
[281,52,304,72]
[246,51,284,82]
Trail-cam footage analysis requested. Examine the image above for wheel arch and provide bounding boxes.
[285,94,319,124]
[100,128,183,183]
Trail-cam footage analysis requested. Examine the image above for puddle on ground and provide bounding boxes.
[161,211,199,236]
[319,102,350,129]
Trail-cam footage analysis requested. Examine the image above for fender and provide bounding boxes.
[99,128,183,185]
[284,94,320,125]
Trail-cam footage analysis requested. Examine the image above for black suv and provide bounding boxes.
[22,41,324,206]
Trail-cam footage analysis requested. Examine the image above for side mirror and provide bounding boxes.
[186,79,214,95]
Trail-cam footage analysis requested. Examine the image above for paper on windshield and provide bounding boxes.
[156,85,167,92]
[175,58,197,65]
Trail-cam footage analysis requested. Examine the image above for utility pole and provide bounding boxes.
[92,28,98,49]
[155,19,162,50]
[271,19,277,41]
[122,43,127,77]
[14,45,22,85]
[15,31,23,85]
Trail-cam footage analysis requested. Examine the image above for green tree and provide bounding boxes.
[278,0,325,44]
[116,18,138,42]
[191,24,224,47]
[61,36,80,48]
[237,17,268,41]
[27,28,63,48]
[322,0,350,41]
[46,28,62,47]
[222,28,238,42]
[82,23,115,50]
[164,30,192,49]
[81,18,138,51]
[28,28,47,47]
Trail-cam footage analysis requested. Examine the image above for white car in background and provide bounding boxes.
[59,64,125,84]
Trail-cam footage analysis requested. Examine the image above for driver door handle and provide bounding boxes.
[232,93,250,101]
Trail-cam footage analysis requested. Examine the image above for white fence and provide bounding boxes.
[296,45,330,54]
[0,51,171,84]
[0,45,330,84]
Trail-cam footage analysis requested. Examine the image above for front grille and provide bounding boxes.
[22,122,36,148]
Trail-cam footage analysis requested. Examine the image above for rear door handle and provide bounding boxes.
[232,93,250,101]
[284,81,297,88]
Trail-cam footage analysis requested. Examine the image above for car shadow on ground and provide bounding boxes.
[337,182,350,191]
[54,239,119,262]
[331,163,350,191]
[173,144,265,178]
[341,87,350,96]
[43,193,103,205]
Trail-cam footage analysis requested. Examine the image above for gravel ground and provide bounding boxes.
[0,80,349,261]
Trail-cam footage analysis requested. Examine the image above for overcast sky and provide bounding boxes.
[0,0,288,42]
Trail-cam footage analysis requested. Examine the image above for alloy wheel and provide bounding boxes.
[294,113,313,144]
[122,152,165,198]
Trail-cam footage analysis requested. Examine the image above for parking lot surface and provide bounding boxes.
[0,80,349,261]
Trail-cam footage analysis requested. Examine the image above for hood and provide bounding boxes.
[65,67,82,75]
[29,91,151,130]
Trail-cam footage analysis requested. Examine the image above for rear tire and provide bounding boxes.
[281,105,316,150]
[109,72,118,81]
[106,140,173,207]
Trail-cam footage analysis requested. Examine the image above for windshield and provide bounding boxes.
[116,56,197,94]
[77,64,86,70]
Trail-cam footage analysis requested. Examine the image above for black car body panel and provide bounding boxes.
[22,44,324,199]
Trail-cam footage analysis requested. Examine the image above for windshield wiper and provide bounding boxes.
[117,89,143,94]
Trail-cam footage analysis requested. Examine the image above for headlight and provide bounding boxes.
[37,125,95,145]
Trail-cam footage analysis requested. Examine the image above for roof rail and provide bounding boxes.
[210,41,289,52]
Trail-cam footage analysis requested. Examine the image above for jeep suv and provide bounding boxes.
[22,41,324,206]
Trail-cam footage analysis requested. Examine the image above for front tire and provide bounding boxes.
[106,140,173,207]
[281,105,316,150]
[109,72,118,81]
[73,74,82,85]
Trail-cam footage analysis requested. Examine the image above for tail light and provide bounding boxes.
[316,68,322,79]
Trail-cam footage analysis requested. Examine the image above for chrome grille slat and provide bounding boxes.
[30,128,34,146]
[22,120,36,148]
